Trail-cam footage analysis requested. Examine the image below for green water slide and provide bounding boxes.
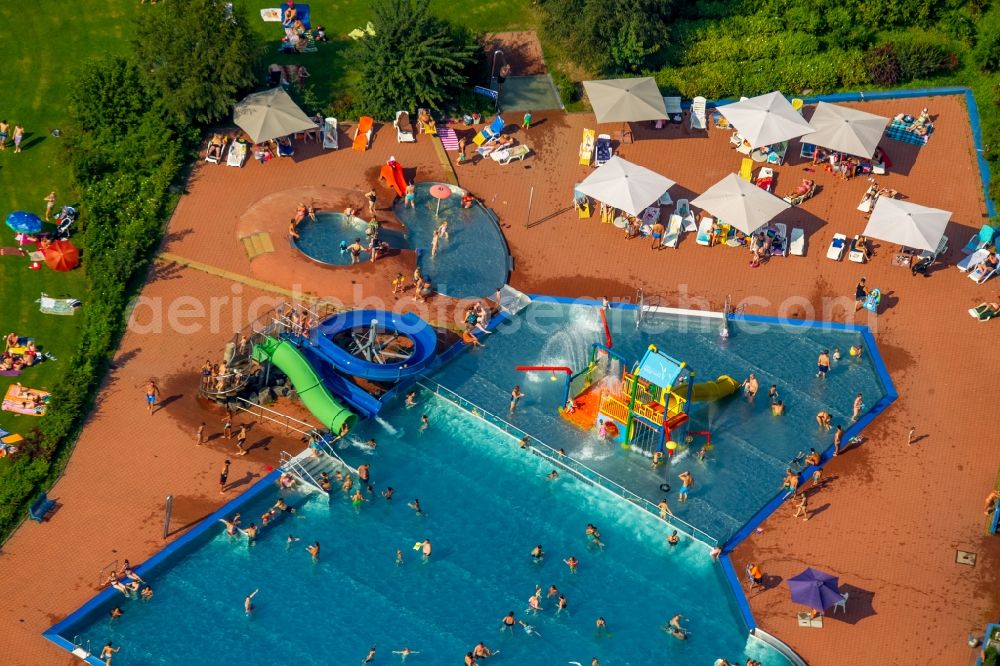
[252,336,357,433]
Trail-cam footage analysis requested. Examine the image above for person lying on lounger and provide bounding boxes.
[970,302,999,319]
[207,134,225,160]
[788,179,814,196]
[970,253,999,280]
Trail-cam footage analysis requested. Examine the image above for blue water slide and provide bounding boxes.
[310,310,438,383]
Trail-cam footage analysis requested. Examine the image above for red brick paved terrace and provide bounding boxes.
[1,94,998,665]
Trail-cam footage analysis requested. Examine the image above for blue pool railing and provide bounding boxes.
[417,379,719,546]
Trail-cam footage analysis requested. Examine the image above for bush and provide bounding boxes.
[890,33,960,80]
[552,71,580,105]
[973,7,1000,72]
[866,44,902,86]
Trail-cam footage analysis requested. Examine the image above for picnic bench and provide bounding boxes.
[28,492,57,522]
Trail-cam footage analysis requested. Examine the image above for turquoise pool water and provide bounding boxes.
[429,300,888,542]
[294,212,409,265]
[393,183,510,299]
[59,396,787,665]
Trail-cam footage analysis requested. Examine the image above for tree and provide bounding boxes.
[355,0,478,119]
[132,0,262,126]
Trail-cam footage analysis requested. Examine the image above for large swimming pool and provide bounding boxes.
[55,396,788,666]
[429,300,889,542]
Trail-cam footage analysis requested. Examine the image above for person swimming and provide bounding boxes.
[531,544,544,560]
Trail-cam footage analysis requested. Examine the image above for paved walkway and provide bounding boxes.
[0,95,996,665]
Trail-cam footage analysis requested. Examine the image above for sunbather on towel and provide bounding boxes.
[4,333,18,352]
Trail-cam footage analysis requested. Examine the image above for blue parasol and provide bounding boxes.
[787,567,842,612]
[6,211,44,234]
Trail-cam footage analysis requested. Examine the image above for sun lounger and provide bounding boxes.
[674,199,696,232]
[664,96,682,124]
[394,111,415,143]
[663,214,683,248]
[353,116,374,152]
[277,138,295,157]
[205,137,228,164]
[690,96,707,131]
[789,227,805,256]
[849,236,867,263]
[958,248,988,272]
[755,167,775,192]
[969,303,1000,321]
[28,492,56,522]
[595,134,612,167]
[491,144,531,164]
[226,140,248,167]
[579,129,595,165]
[827,233,847,260]
[770,222,787,256]
[574,185,591,219]
[962,225,995,254]
[739,158,753,182]
[863,288,881,313]
[696,217,714,246]
[38,293,81,316]
[641,205,660,227]
[800,143,817,159]
[322,117,339,149]
[766,141,789,165]
[783,182,816,206]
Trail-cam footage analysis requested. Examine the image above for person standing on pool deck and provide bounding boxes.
[852,393,864,421]
[522,111,532,130]
[678,471,694,502]
[196,422,206,445]
[244,589,258,613]
[100,641,120,665]
[222,408,233,439]
[816,350,831,379]
[145,380,160,414]
[219,459,231,494]
[793,493,809,521]
[509,385,524,413]
[833,425,845,456]
[366,188,378,214]
[236,425,248,456]
[854,277,868,311]
[650,219,665,249]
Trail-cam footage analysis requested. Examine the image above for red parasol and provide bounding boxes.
[429,184,452,216]
[43,239,80,272]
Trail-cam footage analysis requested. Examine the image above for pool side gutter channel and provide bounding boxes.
[43,469,282,662]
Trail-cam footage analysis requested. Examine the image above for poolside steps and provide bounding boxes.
[280,448,354,496]
[240,232,275,259]
[498,285,531,315]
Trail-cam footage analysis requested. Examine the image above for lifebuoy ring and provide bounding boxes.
[603,420,620,438]
[659,483,671,493]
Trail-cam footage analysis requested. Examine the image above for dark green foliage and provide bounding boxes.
[866,43,902,86]
[974,7,1000,72]
[889,33,960,80]
[540,0,672,73]
[552,71,581,105]
[0,54,190,543]
[354,0,478,119]
[132,0,263,126]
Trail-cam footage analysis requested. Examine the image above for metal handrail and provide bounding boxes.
[313,433,358,475]
[235,397,315,435]
[417,380,718,545]
[279,450,325,493]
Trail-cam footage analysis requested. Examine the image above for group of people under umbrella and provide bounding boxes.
[574,79,952,260]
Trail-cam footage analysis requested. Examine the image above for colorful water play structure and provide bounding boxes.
[561,337,738,458]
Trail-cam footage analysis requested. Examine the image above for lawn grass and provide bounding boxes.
[245,0,539,113]
[0,2,142,437]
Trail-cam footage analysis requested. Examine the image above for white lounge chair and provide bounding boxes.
[663,214,683,248]
[827,233,847,261]
[205,138,228,164]
[848,236,867,263]
[394,111,415,143]
[789,227,805,256]
[771,222,788,257]
[690,96,707,131]
[674,199,695,232]
[322,117,339,149]
[832,592,849,614]
[641,205,660,227]
[491,144,531,164]
[696,217,714,246]
[226,141,248,167]
[664,96,682,124]
[958,248,989,272]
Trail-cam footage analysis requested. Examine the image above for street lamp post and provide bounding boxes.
[490,50,503,84]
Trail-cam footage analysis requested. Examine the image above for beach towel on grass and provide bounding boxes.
[0,247,26,256]
[2,384,50,416]
[38,294,81,316]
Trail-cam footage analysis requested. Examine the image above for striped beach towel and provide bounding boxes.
[438,128,460,152]
[885,119,930,146]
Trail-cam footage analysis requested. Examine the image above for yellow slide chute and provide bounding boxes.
[668,375,739,410]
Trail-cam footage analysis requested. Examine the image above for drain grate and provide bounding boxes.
[956,550,977,566]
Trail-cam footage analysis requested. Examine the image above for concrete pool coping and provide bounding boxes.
[46,297,896,666]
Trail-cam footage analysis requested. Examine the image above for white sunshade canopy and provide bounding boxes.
[582,77,668,123]
[803,102,890,158]
[234,87,318,144]
[575,156,675,217]
[718,91,814,149]
[863,198,951,251]
[691,173,791,234]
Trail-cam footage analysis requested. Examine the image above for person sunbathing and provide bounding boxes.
[207,134,225,160]
[971,253,999,278]
[282,3,297,25]
[495,134,514,147]
[853,235,873,260]
[788,179,814,196]
[4,332,18,351]
[418,109,437,134]
[970,302,1000,319]
[908,108,931,134]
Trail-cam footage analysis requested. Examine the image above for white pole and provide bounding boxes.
[525,186,534,228]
